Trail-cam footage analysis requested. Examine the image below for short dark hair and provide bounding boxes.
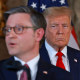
[4,6,47,31]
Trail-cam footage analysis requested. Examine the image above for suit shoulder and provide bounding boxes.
[68,46,80,59]
[0,57,13,68]
[0,59,8,64]
[68,46,80,53]
[39,58,69,72]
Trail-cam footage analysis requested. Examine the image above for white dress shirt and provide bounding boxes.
[45,40,70,72]
[14,54,40,80]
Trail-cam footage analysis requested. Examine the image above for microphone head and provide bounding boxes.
[2,60,23,71]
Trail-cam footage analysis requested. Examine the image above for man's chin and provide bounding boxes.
[57,44,66,49]
[8,51,17,56]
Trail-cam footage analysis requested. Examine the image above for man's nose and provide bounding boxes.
[57,25,64,34]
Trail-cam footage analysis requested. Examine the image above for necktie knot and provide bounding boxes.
[56,51,63,57]
[24,64,29,69]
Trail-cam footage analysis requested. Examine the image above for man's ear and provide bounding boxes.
[35,28,44,42]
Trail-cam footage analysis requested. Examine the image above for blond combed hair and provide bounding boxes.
[43,6,72,18]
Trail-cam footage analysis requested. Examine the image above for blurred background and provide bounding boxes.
[0,0,80,60]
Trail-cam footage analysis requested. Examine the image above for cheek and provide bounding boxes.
[46,30,56,43]
[5,37,8,45]
[66,33,71,41]
[65,31,71,42]
[19,36,28,44]
[19,34,35,45]
[46,29,56,39]
[45,28,52,37]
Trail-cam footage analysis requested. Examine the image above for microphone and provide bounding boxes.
[2,60,24,71]
[2,60,31,80]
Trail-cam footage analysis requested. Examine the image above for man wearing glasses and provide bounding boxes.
[0,6,73,80]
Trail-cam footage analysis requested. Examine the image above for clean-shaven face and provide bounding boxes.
[5,13,37,58]
[45,15,71,51]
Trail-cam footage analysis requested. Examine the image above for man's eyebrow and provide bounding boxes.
[51,23,59,26]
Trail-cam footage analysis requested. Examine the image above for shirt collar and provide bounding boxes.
[14,54,40,71]
[45,40,67,58]
[61,46,67,57]
[45,40,57,59]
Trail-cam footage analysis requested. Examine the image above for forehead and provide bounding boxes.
[7,13,30,21]
[6,13,32,26]
[46,15,71,24]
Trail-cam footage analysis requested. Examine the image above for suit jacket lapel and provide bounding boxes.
[36,58,51,80]
[2,57,17,80]
[40,42,51,63]
[40,43,80,80]
[4,70,17,80]
[36,57,73,80]
[67,46,79,80]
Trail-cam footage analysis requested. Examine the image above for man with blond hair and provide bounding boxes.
[40,6,80,80]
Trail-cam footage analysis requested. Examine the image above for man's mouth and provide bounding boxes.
[9,43,16,47]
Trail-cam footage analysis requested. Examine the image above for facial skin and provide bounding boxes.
[5,13,44,62]
[45,15,72,51]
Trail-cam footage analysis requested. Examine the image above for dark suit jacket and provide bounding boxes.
[0,56,73,80]
[40,42,80,80]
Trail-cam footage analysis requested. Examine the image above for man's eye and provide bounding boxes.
[51,25,56,27]
[6,28,11,32]
[17,27,22,31]
[63,25,68,28]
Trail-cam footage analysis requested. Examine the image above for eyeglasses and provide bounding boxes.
[2,25,37,36]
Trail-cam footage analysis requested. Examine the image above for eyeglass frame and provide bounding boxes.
[2,25,39,36]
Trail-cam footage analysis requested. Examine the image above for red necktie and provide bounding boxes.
[20,64,31,80]
[20,71,28,80]
[56,51,65,70]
